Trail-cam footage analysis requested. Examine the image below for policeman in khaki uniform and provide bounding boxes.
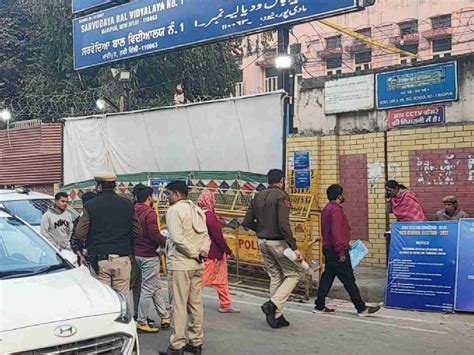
[75,172,142,300]
[242,169,303,329]
[159,181,210,355]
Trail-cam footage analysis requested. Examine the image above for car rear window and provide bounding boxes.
[2,199,53,226]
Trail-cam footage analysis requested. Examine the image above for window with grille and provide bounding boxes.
[399,43,419,57]
[355,51,371,64]
[399,20,418,35]
[432,36,452,53]
[326,55,342,69]
[326,35,342,49]
[432,15,451,29]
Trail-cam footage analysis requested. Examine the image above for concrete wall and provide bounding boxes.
[296,55,474,134]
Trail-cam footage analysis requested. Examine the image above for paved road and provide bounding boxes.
[139,287,474,355]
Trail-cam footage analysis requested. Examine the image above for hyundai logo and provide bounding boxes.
[54,325,77,338]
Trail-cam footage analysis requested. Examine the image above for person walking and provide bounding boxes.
[385,180,427,222]
[242,169,302,329]
[133,184,171,333]
[314,184,380,317]
[433,195,469,221]
[41,192,77,251]
[159,181,210,355]
[197,190,240,314]
[75,173,142,301]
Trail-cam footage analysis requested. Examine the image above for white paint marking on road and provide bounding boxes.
[203,295,447,335]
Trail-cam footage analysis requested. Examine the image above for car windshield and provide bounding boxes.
[2,199,53,226]
[0,216,69,279]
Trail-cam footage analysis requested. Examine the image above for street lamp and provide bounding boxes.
[275,54,293,70]
[96,99,106,111]
[1,109,12,121]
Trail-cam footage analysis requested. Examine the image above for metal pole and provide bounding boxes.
[278,26,290,175]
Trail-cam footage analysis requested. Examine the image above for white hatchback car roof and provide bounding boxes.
[0,189,54,202]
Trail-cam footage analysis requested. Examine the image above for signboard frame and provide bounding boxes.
[385,221,458,313]
[73,0,363,70]
[454,219,474,312]
[376,61,458,110]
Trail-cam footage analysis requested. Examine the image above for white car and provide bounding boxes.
[0,189,55,233]
[0,209,139,354]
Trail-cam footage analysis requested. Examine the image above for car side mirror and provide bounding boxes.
[60,249,78,266]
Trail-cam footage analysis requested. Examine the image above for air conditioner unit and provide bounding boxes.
[400,58,417,65]
[355,63,371,72]
[433,52,451,60]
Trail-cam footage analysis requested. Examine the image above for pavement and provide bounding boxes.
[138,285,474,355]
[326,266,387,302]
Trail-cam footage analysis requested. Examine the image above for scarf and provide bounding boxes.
[197,190,216,212]
[391,189,427,222]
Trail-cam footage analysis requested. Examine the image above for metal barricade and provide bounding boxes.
[155,185,322,300]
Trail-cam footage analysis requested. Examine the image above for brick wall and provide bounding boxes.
[287,123,474,267]
[340,154,369,240]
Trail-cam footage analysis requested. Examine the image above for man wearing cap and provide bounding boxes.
[433,195,469,221]
[159,181,210,355]
[75,172,142,299]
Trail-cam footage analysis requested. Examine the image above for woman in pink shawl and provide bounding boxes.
[197,190,240,313]
[385,180,427,222]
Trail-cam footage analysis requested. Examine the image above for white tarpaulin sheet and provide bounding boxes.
[64,92,283,184]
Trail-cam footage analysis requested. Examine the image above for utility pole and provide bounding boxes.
[278,26,290,175]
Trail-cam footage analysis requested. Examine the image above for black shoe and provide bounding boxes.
[276,315,290,327]
[183,344,202,354]
[358,305,381,317]
[312,306,335,314]
[261,301,279,328]
[158,349,183,355]
[147,317,156,325]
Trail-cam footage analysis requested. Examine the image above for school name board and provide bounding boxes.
[376,62,458,109]
[73,0,361,70]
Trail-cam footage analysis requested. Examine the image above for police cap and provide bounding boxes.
[94,172,117,182]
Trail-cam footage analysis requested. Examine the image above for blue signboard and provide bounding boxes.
[386,222,458,312]
[73,0,360,70]
[376,62,458,109]
[72,0,115,14]
[455,219,474,312]
[294,169,311,189]
[294,151,310,170]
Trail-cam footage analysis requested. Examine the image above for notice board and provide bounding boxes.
[386,222,458,312]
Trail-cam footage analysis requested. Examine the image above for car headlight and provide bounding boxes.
[113,289,132,324]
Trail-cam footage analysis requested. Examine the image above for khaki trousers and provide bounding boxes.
[168,269,204,350]
[258,239,299,318]
[96,256,132,302]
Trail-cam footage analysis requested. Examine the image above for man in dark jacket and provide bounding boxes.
[242,169,302,329]
[133,184,170,333]
[75,172,142,300]
[314,184,380,317]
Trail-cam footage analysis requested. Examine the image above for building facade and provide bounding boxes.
[238,0,474,97]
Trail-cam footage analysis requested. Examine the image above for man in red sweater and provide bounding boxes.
[133,184,171,333]
[314,184,380,317]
